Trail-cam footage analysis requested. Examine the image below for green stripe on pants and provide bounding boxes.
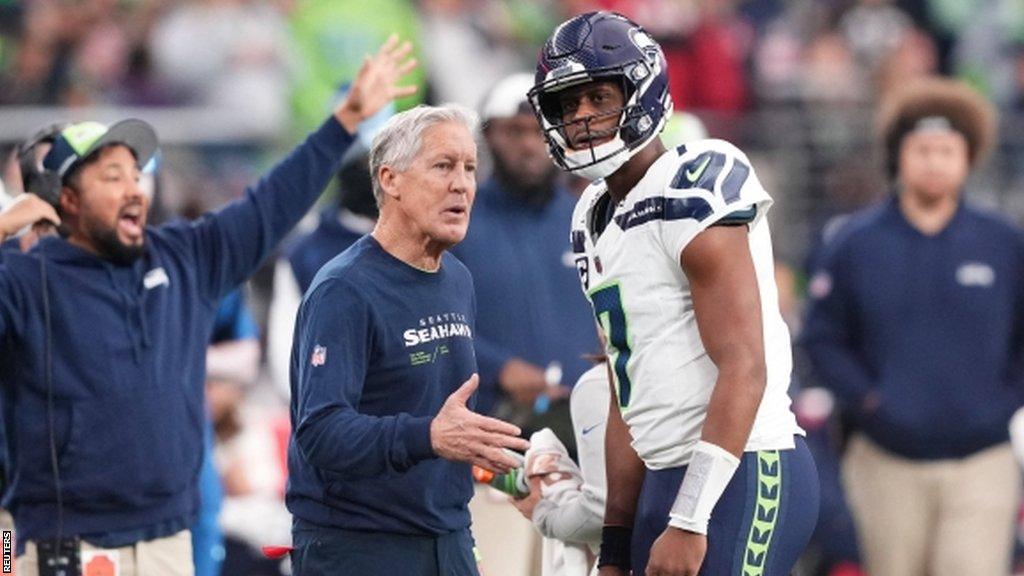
[743,450,781,576]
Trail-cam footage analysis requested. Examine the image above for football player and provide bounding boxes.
[528,12,819,576]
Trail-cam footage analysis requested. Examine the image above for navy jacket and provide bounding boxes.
[803,196,1024,459]
[450,178,599,414]
[287,236,477,534]
[0,240,14,497]
[0,119,354,544]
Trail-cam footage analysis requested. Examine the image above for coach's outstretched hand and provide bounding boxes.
[431,374,531,473]
[334,34,418,134]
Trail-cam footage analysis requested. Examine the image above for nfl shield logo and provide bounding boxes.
[311,345,327,367]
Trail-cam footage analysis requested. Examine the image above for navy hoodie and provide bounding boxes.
[0,119,354,545]
[449,178,599,414]
[803,196,1024,459]
[287,235,477,534]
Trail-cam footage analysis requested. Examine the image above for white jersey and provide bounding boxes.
[569,139,802,469]
[534,364,610,576]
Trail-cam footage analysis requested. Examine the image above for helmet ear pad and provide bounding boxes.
[17,123,68,209]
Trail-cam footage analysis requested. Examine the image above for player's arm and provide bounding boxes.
[598,362,645,575]
[685,225,765,456]
[647,224,765,576]
[529,369,609,542]
[527,468,606,544]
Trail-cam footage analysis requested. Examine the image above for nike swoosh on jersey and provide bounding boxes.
[581,421,606,435]
[685,155,711,183]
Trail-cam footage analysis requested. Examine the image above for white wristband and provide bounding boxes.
[668,440,741,534]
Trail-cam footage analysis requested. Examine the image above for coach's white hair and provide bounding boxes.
[369,104,479,206]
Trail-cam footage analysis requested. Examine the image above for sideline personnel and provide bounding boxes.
[0,36,416,576]
[287,104,530,576]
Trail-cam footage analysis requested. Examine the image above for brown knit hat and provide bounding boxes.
[876,76,997,178]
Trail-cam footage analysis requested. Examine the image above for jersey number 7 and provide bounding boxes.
[588,281,633,407]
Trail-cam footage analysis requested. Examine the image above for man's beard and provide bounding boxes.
[91,226,145,266]
[493,160,557,206]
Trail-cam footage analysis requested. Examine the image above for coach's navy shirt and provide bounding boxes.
[0,118,354,548]
[287,235,478,535]
[803,195,1024,459]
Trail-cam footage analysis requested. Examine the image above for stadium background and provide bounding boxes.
[2,0,1024,575]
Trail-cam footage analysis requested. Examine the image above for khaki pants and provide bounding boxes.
[844,435,1021,576]
[16,529,193,576]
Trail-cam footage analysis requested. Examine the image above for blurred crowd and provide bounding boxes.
[2,0,1024,114]
[3,0,1024,259]
[4,1,1024,575]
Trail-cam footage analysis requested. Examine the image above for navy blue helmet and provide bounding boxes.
[528,11,673,180]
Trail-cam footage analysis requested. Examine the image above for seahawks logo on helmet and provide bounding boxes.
[628,27,660,67]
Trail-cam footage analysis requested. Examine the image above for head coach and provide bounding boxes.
[287,104,531,576]
[0,37,416,576]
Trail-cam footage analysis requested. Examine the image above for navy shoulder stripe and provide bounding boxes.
[720,159,750,204]
[614,196,713,232]
[571,230,586,253]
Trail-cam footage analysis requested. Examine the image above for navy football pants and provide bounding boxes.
[632,435,820,575]
[291,520,479,576]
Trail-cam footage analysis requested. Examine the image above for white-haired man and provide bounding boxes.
[287,104,530,575]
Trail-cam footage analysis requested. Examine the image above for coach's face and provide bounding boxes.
[61,144,148,264]
[387,121,477,248]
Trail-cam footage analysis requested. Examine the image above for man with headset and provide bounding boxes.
[0,37,416,576]
[0,137,62,537]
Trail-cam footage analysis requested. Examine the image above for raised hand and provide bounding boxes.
[334,34,418,133]
[431,374,531,473]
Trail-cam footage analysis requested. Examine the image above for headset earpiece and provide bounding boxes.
[17,122,68,209]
